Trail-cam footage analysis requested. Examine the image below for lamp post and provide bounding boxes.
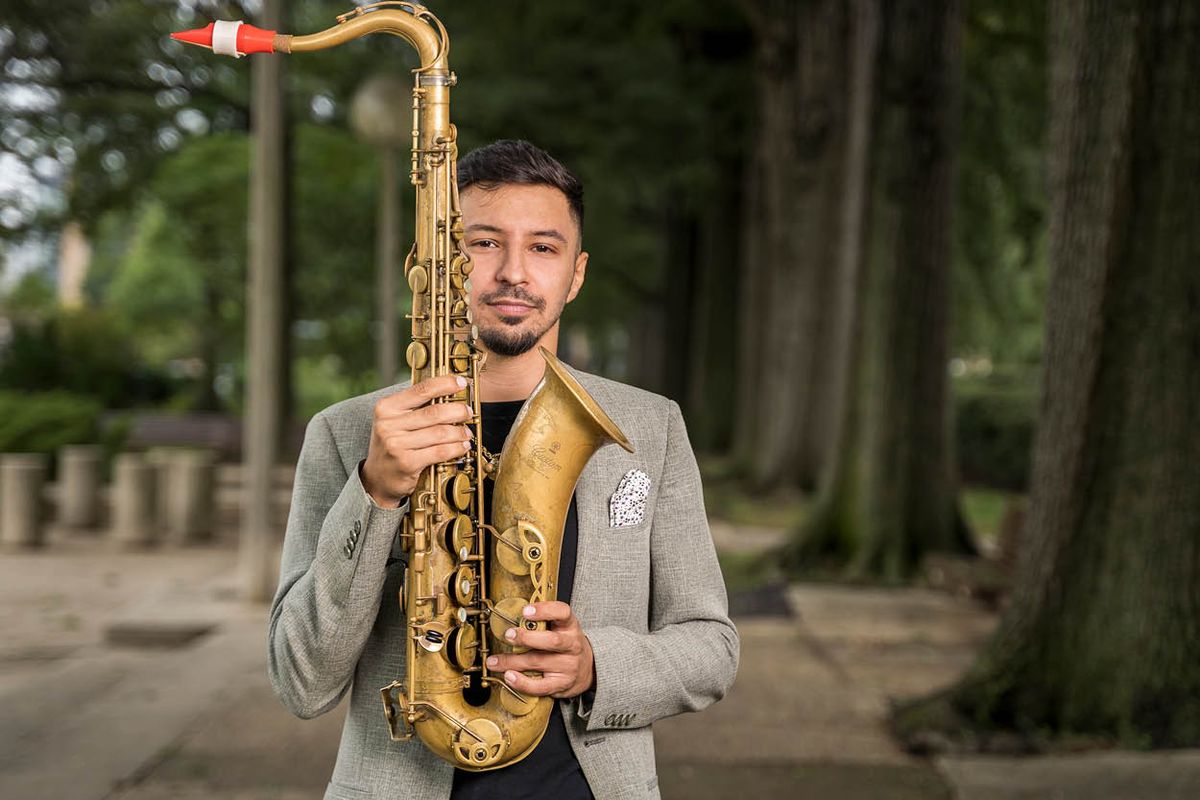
[351,74,410,386]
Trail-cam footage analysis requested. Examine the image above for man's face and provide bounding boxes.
[461,183,587,358]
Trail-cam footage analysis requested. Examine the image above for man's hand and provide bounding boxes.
[486,601,595,699]
[360,375,473,508]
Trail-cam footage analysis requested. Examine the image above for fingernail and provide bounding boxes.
[487,656,498,667]
[463,440,471,450]
[456,376,467,388]
[505,670,519,683]
[523,605,536,617]
[505,628,516,641]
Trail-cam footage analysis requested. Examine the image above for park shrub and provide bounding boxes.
[954,377,1038,491]
[0,309,174,408]
[0,390,113,459]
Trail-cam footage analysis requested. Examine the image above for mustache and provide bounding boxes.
[479,287,545,310]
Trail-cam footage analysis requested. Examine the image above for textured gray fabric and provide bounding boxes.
[269,368,739,800]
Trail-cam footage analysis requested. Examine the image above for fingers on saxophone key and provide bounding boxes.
[391,424,471,450]
[407,401,473,428]
[412,440,473,469]
[377,375,470,416]
[411,374,469,404]
[522,601,573,624]
[511,628,575,653]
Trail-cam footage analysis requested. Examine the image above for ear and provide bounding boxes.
[565,249,588,304]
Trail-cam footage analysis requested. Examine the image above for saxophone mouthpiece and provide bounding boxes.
[170,20,277,57]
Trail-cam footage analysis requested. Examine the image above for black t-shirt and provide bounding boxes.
[450,400,594,800]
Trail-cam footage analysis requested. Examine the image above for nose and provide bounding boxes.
[493,246,529,287]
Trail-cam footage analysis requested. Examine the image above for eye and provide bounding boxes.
[470,239,498,249]
[531,244,557,254]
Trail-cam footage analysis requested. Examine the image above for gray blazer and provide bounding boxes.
[268,368,739,800]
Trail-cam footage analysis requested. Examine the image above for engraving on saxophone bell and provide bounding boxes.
[525,441,563,478]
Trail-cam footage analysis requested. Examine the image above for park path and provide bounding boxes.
[3,524,1200,799]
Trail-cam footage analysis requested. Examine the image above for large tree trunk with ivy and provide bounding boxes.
[897,0,1200,748]
[786,0,969,580]
[734,0,851,491]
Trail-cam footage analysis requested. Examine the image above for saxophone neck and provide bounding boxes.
[285,4,450,73]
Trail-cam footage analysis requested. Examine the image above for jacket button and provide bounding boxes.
[353,519,362,535]
[344,542,353,559]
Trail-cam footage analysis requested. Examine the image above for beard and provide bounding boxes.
[479,325,543,357]
[476,285,553,357]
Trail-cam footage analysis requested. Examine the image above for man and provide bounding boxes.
[269,140,738,800]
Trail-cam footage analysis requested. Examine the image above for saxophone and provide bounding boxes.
[173,2,632,771]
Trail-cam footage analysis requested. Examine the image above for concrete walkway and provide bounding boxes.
[3,531,1200,799]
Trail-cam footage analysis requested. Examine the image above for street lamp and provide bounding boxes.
[350,73,410,386]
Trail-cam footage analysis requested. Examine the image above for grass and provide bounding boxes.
[699,456,809,529]
[961,486,1022,551]
[699,455,1025,593]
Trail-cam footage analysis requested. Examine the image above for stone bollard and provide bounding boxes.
[166,449,216,544]
[145,448,174,531]
[1,453,49,549]
[111,453,157,548]
[59,444,104,530]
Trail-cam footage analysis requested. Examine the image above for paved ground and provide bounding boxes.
[4,524,1200,799]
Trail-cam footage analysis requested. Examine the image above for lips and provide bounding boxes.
[489,301,535,316]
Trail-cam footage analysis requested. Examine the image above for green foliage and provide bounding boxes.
[3,271,57,317]
[960,486,1020,548]
[86,123,380,409]
[954,376,1038,490]
[0,0,254,239]
[0,390,103,455]
[953,0,1048,367]
[291,123,382,382]
[0,307,172,408]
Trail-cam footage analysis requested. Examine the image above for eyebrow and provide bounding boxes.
[465,223,568,245]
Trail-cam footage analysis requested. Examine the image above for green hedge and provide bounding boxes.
[954,378,1038,491]
[0,392,124,475]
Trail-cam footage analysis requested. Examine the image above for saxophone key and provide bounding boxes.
[442,473,473,511]
[447,564,476,606]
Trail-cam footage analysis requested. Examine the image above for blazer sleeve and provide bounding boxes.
[267,411,408,719]
[576,399,740,731]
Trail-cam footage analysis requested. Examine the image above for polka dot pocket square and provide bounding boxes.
[609,469,651,528]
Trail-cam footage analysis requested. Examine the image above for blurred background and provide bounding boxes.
[1,0,1197,799]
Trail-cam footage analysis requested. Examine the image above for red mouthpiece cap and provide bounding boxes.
[170,21,277,55]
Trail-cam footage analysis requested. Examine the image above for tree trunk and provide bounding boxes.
[662,198,699,405]
[735,0,852,491]
[685,157,742,454]
[901,0,1200,747]
[787,0,969,580]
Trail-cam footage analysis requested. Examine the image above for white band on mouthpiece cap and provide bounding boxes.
[212,20,244,58]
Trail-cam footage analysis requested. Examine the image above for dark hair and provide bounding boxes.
[457,139,584,232]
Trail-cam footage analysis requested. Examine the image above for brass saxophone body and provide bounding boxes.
[177,2,631,771]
